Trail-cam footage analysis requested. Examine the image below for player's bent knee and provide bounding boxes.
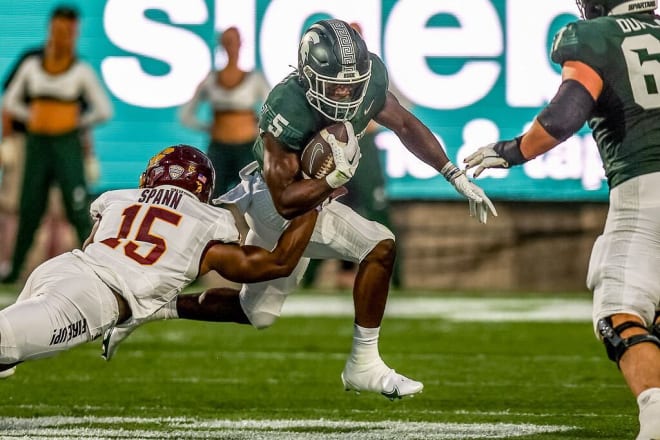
[0,330,21,364]
[597,317,660,366]
[364,239,396,269]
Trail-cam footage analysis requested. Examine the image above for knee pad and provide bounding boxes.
[597,318,660,367]
[652,311,660,339]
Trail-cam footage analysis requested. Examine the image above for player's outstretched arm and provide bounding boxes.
[201,209,319,283]
[375,91,496,224]
[465,61,602,177]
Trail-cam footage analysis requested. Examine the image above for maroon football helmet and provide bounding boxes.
[139,145,215,203]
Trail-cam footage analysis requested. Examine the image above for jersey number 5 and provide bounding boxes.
[101,204,182,265]
[622,34,660,109]
[268,113,289,137]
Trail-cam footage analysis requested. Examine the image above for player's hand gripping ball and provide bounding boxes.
[300,122,350,179]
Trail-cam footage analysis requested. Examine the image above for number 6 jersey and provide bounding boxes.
[551,13,660,189]
[73,185,240,320]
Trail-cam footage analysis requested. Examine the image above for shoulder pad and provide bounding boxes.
[370,53,389,91]
[551,20,608,67]
[354,53,389,120]
[551,22,581,65]
[258,75,319,150]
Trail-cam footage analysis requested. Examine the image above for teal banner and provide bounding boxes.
[0,0,608,201]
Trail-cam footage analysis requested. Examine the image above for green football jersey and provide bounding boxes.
[252,52,389,169]
[551,13,660,189]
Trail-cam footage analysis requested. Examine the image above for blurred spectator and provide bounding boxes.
[1,4,112,284]
[179,26,269,199]
[0,48,43,279]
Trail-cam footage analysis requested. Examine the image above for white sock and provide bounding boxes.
[349,324,381,364]
[637,387,660,440]
[148,297,179,321]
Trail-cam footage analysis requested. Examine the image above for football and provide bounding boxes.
[299,122,349,179]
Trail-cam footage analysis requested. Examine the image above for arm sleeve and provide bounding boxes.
[2,62,31,122]
[213,209,240,243]
[179,75,211,132]
[79,64,113,128]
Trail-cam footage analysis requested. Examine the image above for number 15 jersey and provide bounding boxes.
[73,185,240,320]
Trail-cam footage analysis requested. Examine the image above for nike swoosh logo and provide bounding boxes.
[381,385,401,400]
[309,143,326,166]
[363,100,374,115]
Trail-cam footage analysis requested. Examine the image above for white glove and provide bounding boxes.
[441,162,497,224]
[323,121,361,188]
[463,144,509,178]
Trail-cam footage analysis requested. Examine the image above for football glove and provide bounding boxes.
[441,162,497,224]
[464,137,524,178]
[324,121,361,188]
[463,144,509,178]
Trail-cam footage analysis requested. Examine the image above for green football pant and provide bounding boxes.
[9,130,91,279]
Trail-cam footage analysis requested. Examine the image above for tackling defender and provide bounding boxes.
[464,1,660,438]
[0,145,318,378]
[105,19,497,400]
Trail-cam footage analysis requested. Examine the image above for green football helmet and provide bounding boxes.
[297,19,371,121]
[576,0,657,19]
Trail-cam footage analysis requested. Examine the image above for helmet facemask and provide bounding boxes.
[298,19,372,122]
[302,61,371,121]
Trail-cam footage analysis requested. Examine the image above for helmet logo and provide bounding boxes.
[168,165,185,179]
[149,147,175,167]
[153,166,164,179]
[300,30,320,64]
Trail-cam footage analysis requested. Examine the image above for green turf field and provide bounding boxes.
[0,288,638,439]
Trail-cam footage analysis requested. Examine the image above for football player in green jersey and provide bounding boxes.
[465,1,660,437]
[103,18,496,400]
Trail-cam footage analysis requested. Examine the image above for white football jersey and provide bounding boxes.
[73,185,239,320]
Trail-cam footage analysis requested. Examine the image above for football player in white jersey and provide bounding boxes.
[0,145,319,378]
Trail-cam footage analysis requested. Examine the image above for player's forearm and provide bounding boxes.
[396,114,450,172]
[269,209,318,271]
[234,209,318,282]
[271,178,334,219]
[519,120,561,161]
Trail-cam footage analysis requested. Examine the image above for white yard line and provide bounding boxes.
[281,295,592,321]
[0,416,575,439]
[0,294,592,321]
